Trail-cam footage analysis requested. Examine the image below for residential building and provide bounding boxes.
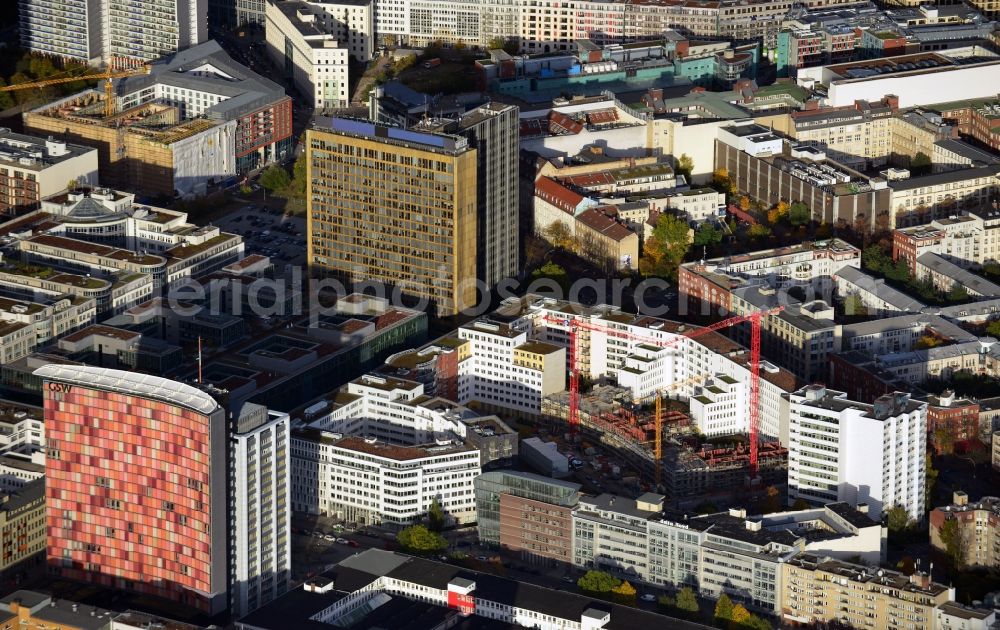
[839,313,976,358]
[784,96,898,171]
[0,591,120,629]
[787,385,927,520]
[24,41,293,197]
[921,391,981,454]
[236,548,707,630]
[37,365,229,614]
[833,265,927,316]
[929,492,1000,571]
[0,294,97,361]
[0,132,97,217]
[781,553,954,629]
[104,0,209,63]
[18,0,103,64]
[935,97,1000,152]
[887,166,1000,228]
[0,478,45,574]
[893,210,1000,272]
[915,251,1000,296]
[265,0,351,109]
[306,118,478,316]
[230,405,291,618]
[474,470,580,566]
[0,454,45,494]
[0,401,44,458]
[935,602,997,630]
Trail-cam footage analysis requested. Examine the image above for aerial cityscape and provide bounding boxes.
[0,0,998,628]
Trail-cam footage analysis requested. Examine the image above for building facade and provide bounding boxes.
[929,492,1000,571]
[0,479,45,574]
[306,118,478,316]
[230,405,291,618]
[0,132,97,217]
[787,385,927,521]
[37,365,229,614]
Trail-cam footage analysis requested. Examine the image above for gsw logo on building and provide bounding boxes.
[47,382,73,393]
[447,578,476,616]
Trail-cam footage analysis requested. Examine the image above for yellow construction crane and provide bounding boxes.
[644,372,712,489]
[0,65,151,117]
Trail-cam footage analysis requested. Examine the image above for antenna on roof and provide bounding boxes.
[197,336,203,384]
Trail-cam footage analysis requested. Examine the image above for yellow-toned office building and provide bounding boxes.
[307,119,478,316]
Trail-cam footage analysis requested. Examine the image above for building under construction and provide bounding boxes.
[542,385,691,483]
[24,92,231,198]
[542,385,787,502]
[23,41,292,198]
[664,439,787,505]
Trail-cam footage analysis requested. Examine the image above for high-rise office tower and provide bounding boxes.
[416,103,520,287]
[306,118,478,316]
[19,0,208,65]
[229,404,290,618]
[37,365,229,614]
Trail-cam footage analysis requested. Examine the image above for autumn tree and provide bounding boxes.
[639,213,690,280]
[714,593,735,623]
[712,168,736,196]
[767,201,789,225]
[610,579,637,605]
[739,195,752,212]
[676,153,694,180]
[577,570,620,594]
[675,587,700,617]
[543,221,577,252]
[759,485,782,514]
[748,223,771,240]
[731,603,752,626]
[398,525,448,554]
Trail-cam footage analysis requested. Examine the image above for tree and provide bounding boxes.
[739,195,752,212]
[611,580,637,605]
[767,201,788,225]
[934,427,955,455]
[676,154,694,181]
[843,294,868,317]
[911,152,932,176]
[886,505,911,534]
[428,497,445,531]
[789,201,810,226]
[731,604,752,626]
[748,223,771,239]
[675,587,700,617]
[0,79,14,110]
[986,319,1000,338]
[862,244,890,274]
[791,498,810,510]
[714,593,735,623]
[531,260,569,292]
[577,570,620,594]
[760,485,782,514]
[914,335,943,350]
[743,614,773,630]
[947,283,969,302]
[693,222,723,247]
[938,517,969,570]
[260,165,291,192]
[926,453,938,507]
[543,221,577,252]
[398,524,448,554]
[639,213,690,280]
[712,168,736,196]
[657,594,676,610]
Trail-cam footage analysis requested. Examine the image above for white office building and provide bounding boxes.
[265,0,355,109]
[230,405,291,618]
[787,385,927,521]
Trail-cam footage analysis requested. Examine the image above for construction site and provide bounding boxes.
[542,385,788,505]
[23,90,235,198]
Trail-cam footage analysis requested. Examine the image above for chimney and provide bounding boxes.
[953,490,968,506]
[856,502,869,514]
[909,572,931,589]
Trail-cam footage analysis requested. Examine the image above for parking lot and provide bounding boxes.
[214,195,308,271]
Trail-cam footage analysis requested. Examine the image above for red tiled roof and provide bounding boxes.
[548,111,584,135]
[535,177,584,215]
[576,207,635,242]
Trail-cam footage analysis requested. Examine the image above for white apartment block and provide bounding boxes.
[689,374,748,437]
[105,0,209,63]
[266,0,351,109]
[787,385,927,521]
[0,294,96,352]
[0,453,45,494]
[230,406,291,618]
[19,0,104,64]
[0,404,44,458]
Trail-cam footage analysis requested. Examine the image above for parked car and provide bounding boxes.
[640,594,657,603]
[561,576,574,583]
[336,538,349,545]
[324,534,336,542]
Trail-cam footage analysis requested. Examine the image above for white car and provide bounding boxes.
[640,594,657,602]
[323,534,336,542]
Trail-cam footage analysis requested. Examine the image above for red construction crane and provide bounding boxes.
[544,307,782,479]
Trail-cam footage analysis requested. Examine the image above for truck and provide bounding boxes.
[423,58,442,69]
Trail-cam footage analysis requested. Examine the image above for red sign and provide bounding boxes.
[448,591,475,615]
